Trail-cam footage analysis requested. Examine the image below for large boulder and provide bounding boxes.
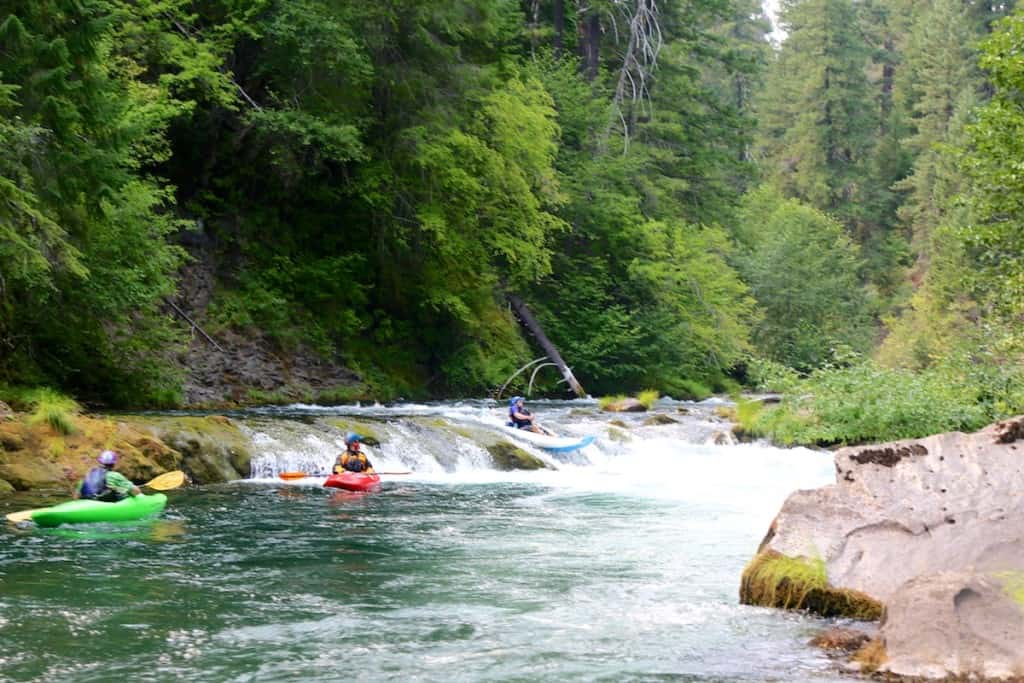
[129,415,252,483]
[879,570,1024,680]
[743,416,1024,679]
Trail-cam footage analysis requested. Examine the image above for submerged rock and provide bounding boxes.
[809,626,872,653]
[743,415,1024,680]
[642,414,678,426]
[602,398,647,413]
[486,442,548,471]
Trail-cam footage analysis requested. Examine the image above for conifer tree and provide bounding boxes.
[755,0,879,236]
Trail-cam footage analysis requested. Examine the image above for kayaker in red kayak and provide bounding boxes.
[334,433,375,474]
[74,450,141,502]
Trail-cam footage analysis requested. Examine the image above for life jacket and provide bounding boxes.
[509,405,532,429]
[340,450,369,472]
[80,467,109,499]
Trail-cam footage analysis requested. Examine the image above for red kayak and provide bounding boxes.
[323,472,381,492]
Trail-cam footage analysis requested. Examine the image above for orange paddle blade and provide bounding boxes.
[278,471,311,480]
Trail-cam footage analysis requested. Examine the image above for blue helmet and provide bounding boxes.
[509,396,523,408]
[98,450,118,466]
[344,432,362,446]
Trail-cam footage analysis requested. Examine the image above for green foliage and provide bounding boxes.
[669,379,713,401]
[743,356,1024,446]
[636,390,660,409]
[956,10,1024,353]
[597,395,628,410]
[756,0,879,231]
[0,0,228,406]
[15,0,1023,412]
[736,187,874,372]
[2,387,82,435]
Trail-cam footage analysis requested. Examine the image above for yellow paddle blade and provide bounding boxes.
[6,507,47,524]
[144,470,187,491]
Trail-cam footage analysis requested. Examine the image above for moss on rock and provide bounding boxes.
[125,415,252,484]
[740,550,883,620]
[996,571,1024,607]
[486,442,548,471]
[0,413,184,491]
[0,459,66,491]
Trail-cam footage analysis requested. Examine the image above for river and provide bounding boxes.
[0,399,858,682]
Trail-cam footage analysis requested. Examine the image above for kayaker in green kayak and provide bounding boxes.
[74,450,141,502]
[334,433,375,474]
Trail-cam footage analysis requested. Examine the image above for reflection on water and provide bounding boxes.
[35,518,187,543]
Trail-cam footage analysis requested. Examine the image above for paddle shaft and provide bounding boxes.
[279,471,411,480]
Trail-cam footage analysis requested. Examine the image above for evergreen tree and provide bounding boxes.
[755,0,879,236]
[736,187,873,371]
[893,0,978,265]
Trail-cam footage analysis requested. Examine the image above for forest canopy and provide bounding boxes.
[1,0,1023,437]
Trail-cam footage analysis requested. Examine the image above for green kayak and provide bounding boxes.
[30,493,168,528]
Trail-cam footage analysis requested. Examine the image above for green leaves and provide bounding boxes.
[736,187,873,372]
[743,357,1020,446]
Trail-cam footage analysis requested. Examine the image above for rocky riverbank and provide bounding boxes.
[0,411,253,495]
[741,415,1024,680]
[0,408,558,496]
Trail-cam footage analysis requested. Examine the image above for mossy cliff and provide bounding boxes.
[0,411,253,494]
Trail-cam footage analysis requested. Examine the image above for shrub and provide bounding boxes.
[24,388,81,435]
[744,356,1024,446]
[636,389,659,408]
[598,394,627,410]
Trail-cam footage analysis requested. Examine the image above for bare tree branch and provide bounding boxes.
[607,0,663,152]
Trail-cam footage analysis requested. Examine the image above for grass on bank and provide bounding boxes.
[737,356,1024,447]
[1,386,81,435]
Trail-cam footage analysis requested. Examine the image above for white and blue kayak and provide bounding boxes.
[500,426,596,453]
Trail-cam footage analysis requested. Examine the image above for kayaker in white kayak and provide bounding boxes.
[74,450,141,501]
[508,397,554,435]
[334,432,376,474]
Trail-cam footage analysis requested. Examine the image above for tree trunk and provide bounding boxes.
[578,11,600,81]
[553,0,564,59]
[507,294,586,397]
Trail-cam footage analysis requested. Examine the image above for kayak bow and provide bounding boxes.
[323,472,381,492]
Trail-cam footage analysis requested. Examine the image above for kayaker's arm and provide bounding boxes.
[106,471,141,497]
